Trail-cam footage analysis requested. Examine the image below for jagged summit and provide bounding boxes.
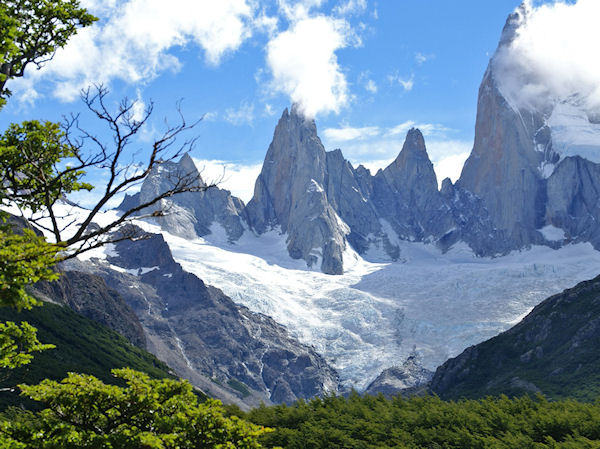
[497,1,530,48]
[459,3,600,252]
[245,105,346,274]
[401,128,427,153]
[118,153,246,241]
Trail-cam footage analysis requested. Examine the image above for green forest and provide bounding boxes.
[239,393,600,449]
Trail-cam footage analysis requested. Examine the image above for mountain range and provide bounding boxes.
[18,4,600,408]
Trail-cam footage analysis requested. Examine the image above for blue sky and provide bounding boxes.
[0,0,571,203]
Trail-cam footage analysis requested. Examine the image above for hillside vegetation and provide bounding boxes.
[0,302,173,410]
[431,275,600,402]
[241,393,600,449]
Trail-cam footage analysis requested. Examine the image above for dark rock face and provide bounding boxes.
[69,227,339,407]
[371,129,454,243]
[457,5,600,253]
[365,353,433,398]
[30,271,146,348]
[118,153,246,242]
[459,62,546,248]
[545,156,600,248]
[244,108,467,272]
[430,275,600,401]
[245,106,348,274]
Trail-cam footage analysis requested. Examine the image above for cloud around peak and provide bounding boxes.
[494,0,600,113]
[266,14,354,118]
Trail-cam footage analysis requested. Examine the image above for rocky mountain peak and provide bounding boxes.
[177,152,206,187]
[498,2,530,48]
[245,106,347,274]
[402,128,427,153]
[383,128,438,193]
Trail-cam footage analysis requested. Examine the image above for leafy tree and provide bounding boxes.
[0,0,97,372]
[1,369,269,448]
[0,0,97,109]
[0,321,53,372]
[0,0,211,373]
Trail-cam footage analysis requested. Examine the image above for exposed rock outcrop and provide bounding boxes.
[365,353,433,398]
[30,271,146,348]
[430,275,600,401]
[119,153,246,242]
[245,106,348,274]
[66,226,339,407]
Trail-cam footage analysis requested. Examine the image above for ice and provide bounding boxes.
[24,203,600,392]
[539,225,566,242]
[548,102,600,167]
[160,223,600,391]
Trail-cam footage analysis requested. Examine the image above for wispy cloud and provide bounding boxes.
[388,72,414,92]
[224,102,255,126]
[387,121,450,137]
[365,79,378,93]
[415,52,433,65]
[323,125,381,142]
[333,0,367,17]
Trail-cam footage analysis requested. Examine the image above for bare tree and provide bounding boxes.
[3,85,217,260]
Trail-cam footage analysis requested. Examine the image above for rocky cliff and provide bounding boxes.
[430,274,600,401]
[119,153,246,242]
[245,105,349,274]
[458,4,600,252]
[66,226,339,407]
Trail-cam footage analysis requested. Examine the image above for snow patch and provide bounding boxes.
[124,266,160,276]
[539,225,566,242]
[307,179,324,193]
[548,102,600,166]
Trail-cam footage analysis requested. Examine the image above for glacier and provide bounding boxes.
[126,218,600,392]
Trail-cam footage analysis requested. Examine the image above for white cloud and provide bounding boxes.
[266,15,353,117]
[398,76,414,92]
[494,0,600,112]
[365,79,377,93]
[202,111,219,121]
[323,125,380,142]
[278,0,327,21]
[431,151,470,187]
[415,52,433,65]
[225,102,255,125]
[12,0,259,102]
[333,0,367,17]
[387,121,449,137]
[324,120,450,144]
[388,72,414,92]
[264,103,276,116]
[192,159,262,202]
[131,89,146,122]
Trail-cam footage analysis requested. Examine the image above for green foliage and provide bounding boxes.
[1,369,269,448]
[0,0,97,108]
[0,121,93,212]
[0,321,54,370]
[242,393,600,449]
[0,302,175,410]
[0,221,60,310]
[0,220,59,376]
